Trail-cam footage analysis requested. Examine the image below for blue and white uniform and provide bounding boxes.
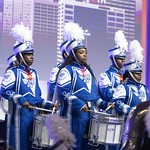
[57,61,104,150]
[127,80,150,104]
[112,80,150,115]
[98,30,128,150]
[0,65,53,150]
[98,67,124,150]
[98,66,124,102]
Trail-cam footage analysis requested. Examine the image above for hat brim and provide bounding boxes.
[21,50,34,53]
[73,45,86,51]
[114,55,126,59]
[130,70,142,73]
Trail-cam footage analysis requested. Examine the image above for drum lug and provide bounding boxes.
[32,137,42,149]
[88,140,99,147]
[88,135,99,147]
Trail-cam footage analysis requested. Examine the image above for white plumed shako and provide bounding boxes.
[10,22,33,56]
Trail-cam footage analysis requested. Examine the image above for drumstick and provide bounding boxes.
[105,102,114,112]
[87,109,94,113]
[87,109,113,116]
[105,105,113,112]
[87,109,100,114]
[51,100,58,114]
[29,106,52,113]
[87,110,104,115]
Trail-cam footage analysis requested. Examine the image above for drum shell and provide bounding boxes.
[32,114,54,148]
[89,112,124,145]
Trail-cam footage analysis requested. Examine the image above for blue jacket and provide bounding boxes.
[57,61,105,150]
[0,65,52,150]
[98,66,124,102]
[111,80,150,115]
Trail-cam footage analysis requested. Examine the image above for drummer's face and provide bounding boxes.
[75,48,87,65]
[115,57,125,69]
[131,72,142,82]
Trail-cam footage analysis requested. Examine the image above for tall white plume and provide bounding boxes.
[10,22,33,44]
[63,22,85,43]
[114,30,128,52]
[129,40,143,63]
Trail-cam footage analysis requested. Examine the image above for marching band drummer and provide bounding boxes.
[56,22,108,150]
[112,40,150,116]
[111,40,150,150]
[0,22,55,150]
[98,30,128,104]
[98,30,128,150]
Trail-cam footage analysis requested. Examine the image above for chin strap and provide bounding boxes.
[112,55,120,69]
[19,52,28,66]
[71,49,80,63]
[129,71,139,83]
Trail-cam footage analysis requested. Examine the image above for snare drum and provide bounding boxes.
[89,111,124,145]
[32,114,54,148]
